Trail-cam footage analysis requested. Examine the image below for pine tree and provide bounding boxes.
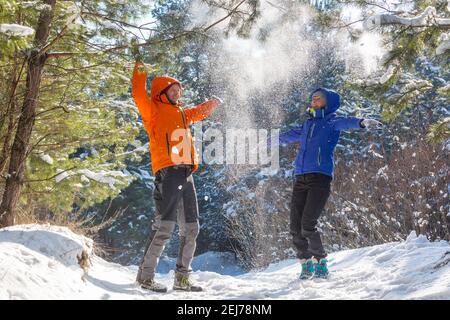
[0,0,152,227]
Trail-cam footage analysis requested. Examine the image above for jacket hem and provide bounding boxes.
[294,170,333,178]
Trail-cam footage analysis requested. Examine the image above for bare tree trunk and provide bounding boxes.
[0,55,27,176]
[0,100,20,176]
[0,0,56,228]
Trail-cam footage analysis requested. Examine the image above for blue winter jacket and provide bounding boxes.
[279,88,364,177]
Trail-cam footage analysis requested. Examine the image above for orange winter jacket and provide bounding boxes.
[132,62,218,175]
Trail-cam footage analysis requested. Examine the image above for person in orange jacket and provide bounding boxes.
[131,49,220,293]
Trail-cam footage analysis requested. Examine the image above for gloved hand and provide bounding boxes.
[361,119,383,130]
[210,95,223,105]
[131,37,143,62]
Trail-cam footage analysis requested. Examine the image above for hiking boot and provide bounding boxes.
[299,258,316,280]
[173,272,203,292]
[314,258,329,279]
[139,278,167,293]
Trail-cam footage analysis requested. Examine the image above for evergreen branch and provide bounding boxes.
[35,106,70,117]
[80,11,158,32]
[333,18,366,30]
[0,57,27,135]
[46,0,251,59]
[40,24,70,55]
[33,133,117,150]
[46,31,196,58]
[337,0,401,14]
[23,167,77,183]
[26,133,55,160]
[204,0,249,32]
[365,6,450,30]
[265,1,288,13]
[204,0,253,16]
[45,61,111,72]
[46,52,81,59]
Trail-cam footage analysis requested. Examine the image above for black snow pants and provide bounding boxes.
[290,173,332,260]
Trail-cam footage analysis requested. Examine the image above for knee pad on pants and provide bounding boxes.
[152,221,176,244]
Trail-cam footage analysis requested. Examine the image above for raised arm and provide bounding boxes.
[131,61,152,123]
[184,99,219,125]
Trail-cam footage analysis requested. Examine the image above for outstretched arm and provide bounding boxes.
[331,117,364,131]
[278,126,303,146]
[332,117,384,131]
[131,61,152,123]
[184,99,220,125]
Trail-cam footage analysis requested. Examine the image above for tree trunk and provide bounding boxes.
[0,0,56,228]
[0,66,20,176]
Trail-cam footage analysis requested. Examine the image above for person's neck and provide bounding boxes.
[307,107,325,118]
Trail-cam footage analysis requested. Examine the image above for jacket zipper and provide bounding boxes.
[180,107,187,128]
[301,121,317,173]
[179,107,195,165]
[309,123,315,140]
[165,133,171,157]
[301,121,312,172]
[318,147,322,166]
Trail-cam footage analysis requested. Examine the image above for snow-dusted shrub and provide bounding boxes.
[329,139,450,246]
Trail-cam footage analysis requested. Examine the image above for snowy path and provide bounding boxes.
[0,225,449,300]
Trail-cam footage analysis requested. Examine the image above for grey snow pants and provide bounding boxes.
[136,165,199,282]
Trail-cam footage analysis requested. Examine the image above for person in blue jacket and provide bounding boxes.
[279,88,382,279]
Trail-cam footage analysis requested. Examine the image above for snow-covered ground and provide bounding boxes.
[157,251,244,276]
[0,224,449,300]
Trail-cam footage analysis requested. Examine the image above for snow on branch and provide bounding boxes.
[436,32,450,55]
[55,168,130,188]
[364,6,450,30]
[77,169,129,188]
[66,3,82,30]
[20,1,52,12]
[437,83,450,96]
[398,78,433,94]
[116,142,150,157]
[0,24,35,37]
[354,64,398,86]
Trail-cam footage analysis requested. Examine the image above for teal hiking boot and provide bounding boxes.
[314,258,329,279]
[299,258,316,280]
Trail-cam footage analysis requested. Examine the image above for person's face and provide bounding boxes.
[166,84,182,103]
[311,94,326,109]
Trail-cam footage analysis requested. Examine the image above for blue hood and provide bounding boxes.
[310,87,341,116]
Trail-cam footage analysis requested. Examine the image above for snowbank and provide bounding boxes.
[0,224,449,300]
